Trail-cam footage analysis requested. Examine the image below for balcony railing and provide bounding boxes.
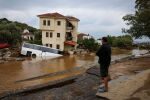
[66,37,73,41]
[66,27,73,30]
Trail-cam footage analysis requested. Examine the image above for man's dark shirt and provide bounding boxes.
[96,44,111,64]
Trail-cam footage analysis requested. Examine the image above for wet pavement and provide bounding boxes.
[0,48,148,94]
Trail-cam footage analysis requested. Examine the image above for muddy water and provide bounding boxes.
[0,48,148,93]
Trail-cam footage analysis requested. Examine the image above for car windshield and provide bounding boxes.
[41,47,58,53]
[23,43,34,49]
[33,45,41,50]
[41,47,50,52]
[23,43,59,54]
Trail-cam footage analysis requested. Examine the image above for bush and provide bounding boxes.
[34,30,42,41]
[27,40,42,45]
[0,18,40,47]
[102,35,133,48]
[27,30,42,45]
[0,22,22,46]
[78,38,100,51]
[113,37,133,47]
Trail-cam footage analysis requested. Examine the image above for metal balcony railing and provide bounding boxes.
[66,27,73,30]
[66,37,73,41]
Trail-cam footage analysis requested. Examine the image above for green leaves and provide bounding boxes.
[0,18,40,46]
[27,30,42,45]
[123,0,150,39]
[77,38,99,51]
[34,30,42,41]
[0,22,22,45]
[106,35,133,48]
[135,0,150,10]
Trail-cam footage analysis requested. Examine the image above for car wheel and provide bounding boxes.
[32,54,36,58]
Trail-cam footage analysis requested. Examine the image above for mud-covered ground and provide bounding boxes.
[110,55,150,79]
[97,67,150,100]
[1,55,150,100]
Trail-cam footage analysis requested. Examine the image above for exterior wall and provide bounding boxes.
[64,44,75,51]
[39,17,55,30]
[39,17,79,51]
[68,20,78,42]
[23,35,34,40]
[77,36,83,40]
[83,35,92,39]
[65,20,78,50]
[41,18,66,51]
[96,40,102,45]
[78,35,92,40]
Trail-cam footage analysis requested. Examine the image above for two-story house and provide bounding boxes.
[37,12,80,52]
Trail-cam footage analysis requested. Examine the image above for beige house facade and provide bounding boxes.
[37,12,80,51]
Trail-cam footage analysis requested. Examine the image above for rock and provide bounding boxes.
[90,53,95,56]
[75,49,88,54]
[16,58,25,61]
[111,61,116,65]
[5,48,9,51]
[68,51,74,55]
[0,52,2,57]
[3,51,11,58]
[3,57,15,61]
[81,51,88,55]
[0,60,4,64]
[3,57,25,62]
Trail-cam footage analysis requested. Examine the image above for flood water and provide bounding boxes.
[0,48,148,93]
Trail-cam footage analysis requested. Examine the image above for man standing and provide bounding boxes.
[96,37,111,93]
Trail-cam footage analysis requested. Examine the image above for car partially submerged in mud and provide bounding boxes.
[21,43,62,57]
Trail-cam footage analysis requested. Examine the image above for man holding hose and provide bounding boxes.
[96,37,111,93]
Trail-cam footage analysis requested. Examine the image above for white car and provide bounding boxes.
[21,43,62,57]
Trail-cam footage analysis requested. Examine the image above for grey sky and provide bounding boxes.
[0,0,135,39]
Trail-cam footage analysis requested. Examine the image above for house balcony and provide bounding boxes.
[64,41,76,46]
[66,21,74,31]
[66,27,73,30]
[66,37,73,41]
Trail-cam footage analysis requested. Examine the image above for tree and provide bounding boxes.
[78,38,99,51]
[104,35,133,48]
[122,0,150,39]
[106,35,116,45]
[34,30,42,40]
[0,18,40,46]
[27,30,42,45]
[0,22,22,46]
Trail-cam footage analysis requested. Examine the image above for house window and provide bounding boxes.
[43,20,46,26]
[50,32,53,38]
[56,44,60,49]
[46,44,48,47]
[48,20,50,26]
[57,21,61,26]
[57,33,60,38]
[50,44,52,48]
[46,32,49,37]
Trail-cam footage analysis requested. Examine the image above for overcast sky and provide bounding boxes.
[0,0,135,39]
